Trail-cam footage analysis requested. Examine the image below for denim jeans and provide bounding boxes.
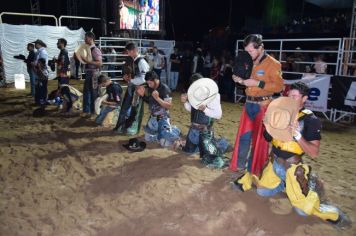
[82,72,98,113]
[144,116,180,146]
[237,102,261,171]
[28,68,36,96]
[256,160,286,197]
[96,106,119,125]
[170,71,179,90]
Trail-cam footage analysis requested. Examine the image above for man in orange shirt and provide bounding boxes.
[230,34,283,189]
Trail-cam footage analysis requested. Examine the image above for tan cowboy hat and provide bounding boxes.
[187,78,219,109]
[74,44,92,64]
[263,97,300,141]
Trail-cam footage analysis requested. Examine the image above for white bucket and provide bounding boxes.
[14,74,26,89]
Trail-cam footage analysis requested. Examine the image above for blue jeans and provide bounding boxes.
[144,116,180,146]
[96,106,119,125]
[28,68,36,96]
[170,71,179,90]
[237,102,261,171]
[82,72,98,113]
[256,160,286,197]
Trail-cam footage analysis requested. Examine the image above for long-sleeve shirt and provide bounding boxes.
[184,93,222,120]
[35,47,48,65]
[246,54,284,97]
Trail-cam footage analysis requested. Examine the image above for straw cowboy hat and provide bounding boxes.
[233,51,253,80]
[74,44,92,64]
[188,78,219,110]
[263,97,300,141]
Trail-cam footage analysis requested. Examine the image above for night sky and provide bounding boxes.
[0,0,350,40]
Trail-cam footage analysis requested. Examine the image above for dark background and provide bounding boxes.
[0,0,352,41]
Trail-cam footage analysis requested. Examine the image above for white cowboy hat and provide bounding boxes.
[74,44,92,64]
[187,78,219,110]
[263,97,300,141]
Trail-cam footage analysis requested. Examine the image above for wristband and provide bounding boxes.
[258,80,265,89]
[293,131,302,141]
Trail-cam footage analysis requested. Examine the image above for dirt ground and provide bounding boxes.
[0,80,355,236]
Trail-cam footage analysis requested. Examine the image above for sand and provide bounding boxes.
[0,80,355,236]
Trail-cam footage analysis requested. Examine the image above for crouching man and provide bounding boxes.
[178,74,230,168]
[136,71,180,147]
[232,82,348,225]
[95,75,123,126]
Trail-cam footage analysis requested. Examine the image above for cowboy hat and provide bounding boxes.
[74,44,92,64]
[122,138,146,152]
[233,51,253,80]
[263,97,300,141]
[32,39,47,47]
[187,78,219,110]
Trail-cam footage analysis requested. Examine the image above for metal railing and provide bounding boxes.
[58,15,101,27]
[0,12,58,26]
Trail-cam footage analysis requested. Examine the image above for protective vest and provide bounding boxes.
[271,109,313,155]
[191,107,213,126]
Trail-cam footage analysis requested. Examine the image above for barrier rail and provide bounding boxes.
[58,15,101,27]
[0,12,58,26]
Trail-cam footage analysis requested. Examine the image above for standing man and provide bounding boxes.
[169,47,181,91]
[230,34,284,177]
[81,32,102,117]
[113,42,150,135]
[32,39,48,104]
[25,43,36,97]
[152,46,165,78]
[136,71,180,147]
[56,38,70,85]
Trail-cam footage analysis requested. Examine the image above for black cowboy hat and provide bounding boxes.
[233,51,253,80]
[32,39,47,47]
[122,138,146,152]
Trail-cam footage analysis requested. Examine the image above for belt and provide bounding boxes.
[191,123,210,131]
[151,114,165,121]
[272,154,302,169]
[246,95,272,102]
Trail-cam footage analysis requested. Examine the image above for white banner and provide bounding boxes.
[284,74,331,112]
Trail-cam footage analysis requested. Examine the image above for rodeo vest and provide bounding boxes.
[191,108,213,126]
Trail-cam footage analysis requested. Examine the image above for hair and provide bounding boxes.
[125,42,137,51]
[98,74,110,84]
[123,65,133,76]
[145,71,159,81]
[243,34,263,49]
[85,31,96,40]
[290,82,310,97]
[57,38,67,47]
[190,73,203,84]
[27,43,34,48]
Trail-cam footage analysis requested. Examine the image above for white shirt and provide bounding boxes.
[184,93,222,119]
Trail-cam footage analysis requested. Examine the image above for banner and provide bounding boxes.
[283,74,331,112]
[329,76,356,112]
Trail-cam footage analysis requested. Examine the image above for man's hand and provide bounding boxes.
[180,93,188,103]
[81,57,90,64]
[136,85,145,97]
[152,90,160,100]
[232,75,244,84]
[243,78,260,87]
[198,104,206,111]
